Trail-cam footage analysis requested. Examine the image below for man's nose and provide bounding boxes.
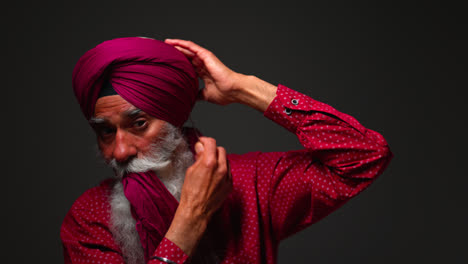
[112,130,137,163]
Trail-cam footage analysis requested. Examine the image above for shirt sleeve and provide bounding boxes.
[150,237,189,264]
[258,84,393,241]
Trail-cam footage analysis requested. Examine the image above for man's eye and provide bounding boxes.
[134,120,147,128]
[104,128,114,134]
[99,127,115,136]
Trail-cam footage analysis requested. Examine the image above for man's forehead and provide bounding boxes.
[92,94,141,120]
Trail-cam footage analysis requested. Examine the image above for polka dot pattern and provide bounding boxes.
[61,84,393,263]
[60,178,124,264]
[150,238,188,264]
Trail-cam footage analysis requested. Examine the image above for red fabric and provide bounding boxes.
[152,238,189,264]
[72,37,198,127]
[122,171,179,262]
[61,84,393,263]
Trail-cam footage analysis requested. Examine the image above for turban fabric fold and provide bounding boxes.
[72,37,199,127]
[122,171,179,262]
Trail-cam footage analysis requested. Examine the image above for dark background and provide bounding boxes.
[4,1,466,263]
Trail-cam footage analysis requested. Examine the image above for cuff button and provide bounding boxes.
[284,108,292,115]
[291,99,299,105]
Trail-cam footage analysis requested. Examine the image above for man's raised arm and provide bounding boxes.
[163,38,393,258]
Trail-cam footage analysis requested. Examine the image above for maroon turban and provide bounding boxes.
[72,37,198,127]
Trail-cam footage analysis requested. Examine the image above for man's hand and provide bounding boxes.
[165,39,242,105]
[180,136,232,220]
[165,38,278,112]
[164,136,232,256]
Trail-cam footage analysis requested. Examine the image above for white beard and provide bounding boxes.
[109,182,145,264]
[106,123,194,264]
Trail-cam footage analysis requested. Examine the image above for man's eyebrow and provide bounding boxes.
[88,108,143,125]
[123,108,143,118]
[89,117,108,125]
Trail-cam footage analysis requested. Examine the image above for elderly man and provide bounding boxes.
[61,37,393,264]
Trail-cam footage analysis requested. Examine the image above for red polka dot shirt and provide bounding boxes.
[61,84,393,263]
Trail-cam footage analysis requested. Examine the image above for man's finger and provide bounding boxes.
[164,39,211,60]
[198,137,218,168]
[194,142,204,160]
[173,46,195,59]
[165,39,206,51]
[216,146,228,176]
[192,56,204,68]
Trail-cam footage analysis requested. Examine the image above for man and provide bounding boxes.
[61,37,393,264]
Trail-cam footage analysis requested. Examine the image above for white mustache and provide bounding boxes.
[108,143,172,178]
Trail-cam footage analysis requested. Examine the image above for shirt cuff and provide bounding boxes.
[263,84,322,133]
[264,84,368,135]
[150,237,188,264]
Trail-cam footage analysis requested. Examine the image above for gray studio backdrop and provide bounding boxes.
[4,1,466,264]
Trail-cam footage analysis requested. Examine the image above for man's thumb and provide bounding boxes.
[195,142,204,154]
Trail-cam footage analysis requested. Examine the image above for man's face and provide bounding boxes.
[91,95,168,166]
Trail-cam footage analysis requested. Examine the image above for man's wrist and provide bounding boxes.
[165,206,209,256]
[231,74,278,112]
